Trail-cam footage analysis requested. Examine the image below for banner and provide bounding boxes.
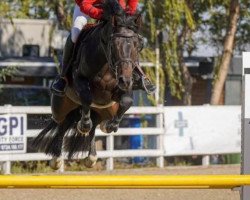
[164,106,241,156]
[0,114,27,154]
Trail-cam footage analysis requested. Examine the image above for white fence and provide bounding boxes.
[0,105,241,174]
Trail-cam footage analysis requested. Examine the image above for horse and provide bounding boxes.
[33,0,143,169]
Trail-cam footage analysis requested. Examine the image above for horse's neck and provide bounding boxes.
[85,22,113,64]
[72,22,111,79]
[87,22,113,76]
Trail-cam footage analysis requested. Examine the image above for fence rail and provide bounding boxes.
[0,105,166,174]
[0,105,237,174]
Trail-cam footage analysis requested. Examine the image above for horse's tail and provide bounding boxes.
[64,111,100,159]
[32,108,81,157]
[32,120,58,155]
[64,126,91,160]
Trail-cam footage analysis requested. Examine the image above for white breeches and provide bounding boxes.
[71,5,89,43]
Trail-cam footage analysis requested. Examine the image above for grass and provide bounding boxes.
[1,154,241,174]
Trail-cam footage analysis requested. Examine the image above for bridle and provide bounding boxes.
[104,31,141,79]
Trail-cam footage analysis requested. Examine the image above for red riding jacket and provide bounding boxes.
[75,0,138,20]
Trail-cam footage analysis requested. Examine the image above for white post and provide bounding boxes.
[3,161,11,175]
[156,111,164,168]
[155,30,164,168]
[241,52,250,200]
[106,134,114,171]
[155,30,160,105]
[2,105,12,174]
[59,156,65,173]
[202,155,210,166]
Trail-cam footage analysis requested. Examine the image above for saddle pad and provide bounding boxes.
[83,23,97,30]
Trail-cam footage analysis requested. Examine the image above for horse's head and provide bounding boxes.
[103,0,142,91]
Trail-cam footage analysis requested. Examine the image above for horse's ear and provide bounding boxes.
[112,16,122,27]
[135,14,142,30]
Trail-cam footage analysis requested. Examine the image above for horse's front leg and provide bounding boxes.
[77,107,92,135]
[100,92,133,133]
[74,74,93,134]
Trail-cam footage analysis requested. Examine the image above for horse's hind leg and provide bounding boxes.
[50,94,79,170]
[51,93,78,123]
[73,75,93,134]
[83,127,98,168]
[83,112,101,168]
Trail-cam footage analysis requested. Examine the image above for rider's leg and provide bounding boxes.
[51,35,74,95]
[133,64,156,94]
[51,5,88,95]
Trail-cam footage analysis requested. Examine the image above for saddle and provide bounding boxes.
[74,23,98,56]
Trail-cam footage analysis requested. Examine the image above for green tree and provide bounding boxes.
[143,0,250,105]
[207,0,248,105]
[0,0,73,29]
[144,0,196,105]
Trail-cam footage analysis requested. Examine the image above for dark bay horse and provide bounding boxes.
[33,1,143,169]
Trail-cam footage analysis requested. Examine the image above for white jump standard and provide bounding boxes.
[241,52,250,200]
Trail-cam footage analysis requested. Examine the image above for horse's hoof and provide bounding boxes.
[77,120,92,135]
[50,157,62,170]
[83,155,97,168]
[100,120,119,133]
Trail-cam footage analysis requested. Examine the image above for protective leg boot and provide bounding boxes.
[51,35,75,96]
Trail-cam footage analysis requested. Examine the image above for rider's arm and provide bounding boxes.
[76,0,103,20]
[127,0,138,15]
[118,0,126,10]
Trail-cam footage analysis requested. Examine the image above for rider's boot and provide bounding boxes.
[133,65,156,94]
[132,36,156,94]
[51,35,74,96]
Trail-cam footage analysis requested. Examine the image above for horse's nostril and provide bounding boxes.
[118,76,124,84]
[118,76,133,90]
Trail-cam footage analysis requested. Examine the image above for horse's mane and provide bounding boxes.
[101,0,140,32]
[70,0,140,75]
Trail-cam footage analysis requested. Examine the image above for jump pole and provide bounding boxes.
[241,52,250,200]
[0,175,250,189]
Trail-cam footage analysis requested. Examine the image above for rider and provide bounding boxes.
[51,0,156,96]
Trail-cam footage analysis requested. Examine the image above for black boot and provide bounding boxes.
[137,76,156,94]
[50,75,68,96]
[51,34,74,96]
[133,66,156,94]
[143,76,156,94]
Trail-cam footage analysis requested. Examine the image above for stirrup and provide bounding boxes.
[141,77,156,95]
